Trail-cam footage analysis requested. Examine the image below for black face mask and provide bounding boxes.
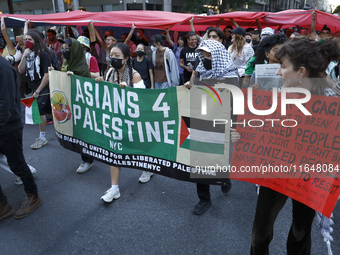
[61,49,70,60]
[202,58,212,70]
[136,51,145,57]
[110,57,124,69]
[246,39,251,43]
[252,40,259,45]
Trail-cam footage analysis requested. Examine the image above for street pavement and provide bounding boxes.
[0,122,339,255]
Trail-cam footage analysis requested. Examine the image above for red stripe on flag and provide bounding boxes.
[20,97,34,108]
[180,117,190,147]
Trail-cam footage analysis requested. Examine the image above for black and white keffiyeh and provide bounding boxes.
[26,51,41,81]
[195,40,238,79]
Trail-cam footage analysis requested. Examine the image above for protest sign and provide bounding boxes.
[254,63,282,90]
[49,71,231,184]
[230,89,340,217]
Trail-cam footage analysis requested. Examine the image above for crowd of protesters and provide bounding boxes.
[0,11,340,255]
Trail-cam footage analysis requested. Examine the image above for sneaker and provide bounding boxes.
[76,162,93,174]
[14,165,37,185]
[193,200,212,215]
[30,138,48,150]
[138,171,154,183]
[0,203,14,221]
[101,187,120,202]
[14,194,42,219]
[221,179,232,194]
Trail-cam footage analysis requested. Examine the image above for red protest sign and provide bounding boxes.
[230,89,340,217]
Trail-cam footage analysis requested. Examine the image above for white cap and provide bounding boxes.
[196,45,211,53]
[261,27,274,37]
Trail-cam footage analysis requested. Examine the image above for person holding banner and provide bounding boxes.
[184,39,239,215]
[96,43,150,202]
[250,37,340,255]
[0,55,42,220]
[58,37,96,174]
[18,29,53,150]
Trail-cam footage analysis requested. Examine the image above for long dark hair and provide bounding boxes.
[26,29,52,60]
[150,34,167,46]
[114,42,133,86]
[254,34,287,66]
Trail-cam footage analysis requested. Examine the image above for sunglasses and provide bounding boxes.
[208,35,218,39]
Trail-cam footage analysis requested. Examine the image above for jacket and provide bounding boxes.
[152,47,179,87]
[0,56,22,135]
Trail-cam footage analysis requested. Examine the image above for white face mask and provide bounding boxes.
[150,45,157,52]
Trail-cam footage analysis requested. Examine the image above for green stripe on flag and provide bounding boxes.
[25,99,41,124]
[181,139,224,155]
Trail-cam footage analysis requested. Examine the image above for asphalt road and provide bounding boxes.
[0,122,339,255]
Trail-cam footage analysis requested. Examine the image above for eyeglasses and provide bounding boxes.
[208,35,218,39]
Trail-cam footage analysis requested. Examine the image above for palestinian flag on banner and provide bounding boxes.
[20,97,41,124]
[180,116,225,155]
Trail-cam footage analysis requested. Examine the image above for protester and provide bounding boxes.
[244,34,287,87]
[245,32,252,44]
[45,28,63,68]
[59,37,95,173]
[96,43,151,202]
[0,16,15,58]
[184,40,239,215]
[166,29,186,85]
[0,55,42,220]
[228,27,254,83]
[136,28,149,46]
[150,34,179,88]
[132,43,154,88]
[179,31,198,84]
[207,27,225,45]
[251,30,260,52]
[77,36,100,79]
[319,25,331,39]
[250,37,340,254]
[18,29,52,150]
[223,25,233,49]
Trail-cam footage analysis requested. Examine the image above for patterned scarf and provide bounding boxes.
[195,40,237,79]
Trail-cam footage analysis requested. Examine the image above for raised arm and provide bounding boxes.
[91,22,108,53]
[165,29,174,48]
[256,19,262,33]
[1,17,15,55]
[230,18,239,28]
[23,19,30,35]
[124,23,136,45]
[216,18,224,28]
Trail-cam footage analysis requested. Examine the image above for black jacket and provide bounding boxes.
[0,56,22,135]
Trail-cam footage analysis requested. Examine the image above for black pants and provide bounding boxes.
[196,183,210,202]
[81,155,94,164]
[250,187,315,255]
[0,127,38,204]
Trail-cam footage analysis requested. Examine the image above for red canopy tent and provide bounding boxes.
[0,9,339,33]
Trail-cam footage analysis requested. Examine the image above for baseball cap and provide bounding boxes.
[230,27,246,37]
[58,37,72,45]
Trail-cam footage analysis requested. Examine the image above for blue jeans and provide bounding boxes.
[155,82,170,89]
[0,127,38,204]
